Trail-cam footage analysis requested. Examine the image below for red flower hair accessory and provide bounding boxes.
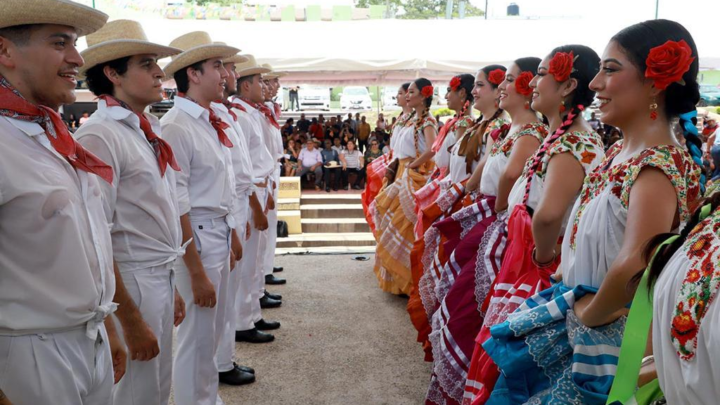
[449,76,462,92]
[421,85,434,99]
[645,40,695,90]
[515,71,534,96]
[549,51,578,82]
[488,69,505,86]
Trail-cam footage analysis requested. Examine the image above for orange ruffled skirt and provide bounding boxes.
[373,158,433,295]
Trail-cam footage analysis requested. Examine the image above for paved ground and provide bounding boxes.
[215,254,430,405]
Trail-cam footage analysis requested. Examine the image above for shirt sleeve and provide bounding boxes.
[162,122,193,216]
[76,130,120,226]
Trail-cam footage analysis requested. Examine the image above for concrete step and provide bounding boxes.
[277,232,375,248]
[277,197,300,211]
[300,204,365,219]
[301,218,370,233]
[300,193,362,205]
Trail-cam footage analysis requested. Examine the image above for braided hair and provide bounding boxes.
[451,73,475,116]
[612,19,704,191]
[413,78,434,138]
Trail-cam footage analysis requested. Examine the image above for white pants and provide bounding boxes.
[262,169,281,278]
[0,326,113,405]
[236,188,266,331]
[216,199,248,373]
[113,264,175,405]
[173,218,231,405]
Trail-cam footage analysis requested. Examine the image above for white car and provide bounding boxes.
[298,85,330,111]
[341,86,372,110]
[382,86,399,108]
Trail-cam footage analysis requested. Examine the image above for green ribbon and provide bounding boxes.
[606,235,680,404]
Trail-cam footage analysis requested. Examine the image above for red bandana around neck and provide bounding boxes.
[181,95,233,148]
[273,102,281,118]
[241,97,280,129]
[219,99,238,121]
[99,95,180,177]
[0,75,113,183]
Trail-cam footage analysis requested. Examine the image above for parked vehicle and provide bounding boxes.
[340,86,372,110]
[382,86,399,108]
[699,83,720,107]
[298,85,330,111]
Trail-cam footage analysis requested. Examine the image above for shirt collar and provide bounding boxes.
[97,99,161,134]
[232,96,258,113]
[4,116,45,138]
[175,96,207,120]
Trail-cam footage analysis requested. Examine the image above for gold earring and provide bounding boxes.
[649,98,658,120]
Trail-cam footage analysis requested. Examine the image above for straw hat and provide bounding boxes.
[163,31,239,78]
[0,0,108,37]
[262,64,288,79]
[80,20,181,76]
[324,160,341,169]
[213,42,249,65]
[236,55,271,79]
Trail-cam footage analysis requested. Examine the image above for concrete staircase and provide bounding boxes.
[276,192,375,254]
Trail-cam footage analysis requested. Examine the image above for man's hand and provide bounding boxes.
[124,319,159,361]
[311,163,320,171]
[230,230,242,270]
[246,222,251,240]
[266,193,275,211]
[174,289,186,327]
[254,207,269,231]
[190,273,216,308]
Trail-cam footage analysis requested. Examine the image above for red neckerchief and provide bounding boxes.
[0,75,113,183]
[228,97,248,114]
[273,102,281,118]
[99,95,180,177]
[180,95,233,148]
[240,97,280,129]
[219,99,239,121]
[432,116,461,153]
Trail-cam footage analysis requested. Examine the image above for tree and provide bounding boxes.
[355,0,484,19]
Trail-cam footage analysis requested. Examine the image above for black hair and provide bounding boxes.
[548,44,600,108]
[401,82,411,92]
[84,56,131,97]
[450,73,475,115]
[612,19,703,188]
[413,78,434,137]
[173,60,206,94]
[237,74,259,95]
[0,25,37,47]
[514,57,542,77]
[480,64,507,90]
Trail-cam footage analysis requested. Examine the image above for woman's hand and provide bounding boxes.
[574,293,628,327]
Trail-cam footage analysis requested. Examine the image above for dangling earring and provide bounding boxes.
[649,98,658,120]
[559,100,566,113]
[524,101,531,110]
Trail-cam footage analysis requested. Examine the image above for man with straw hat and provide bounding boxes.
[73,19,185,405]
[161,31,241,405]
[229,55,283,345]
[260,65,288,287]
[210,50,258,386]
[0,1,127,405]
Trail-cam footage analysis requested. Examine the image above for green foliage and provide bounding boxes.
[195,0,239,6]
[434,107,454,117]
[355,0,483,19]
[716,107,720,114]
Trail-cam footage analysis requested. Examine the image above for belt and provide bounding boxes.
[85,302,117,340]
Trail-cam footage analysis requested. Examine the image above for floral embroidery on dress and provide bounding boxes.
[490,122,549,157]
[520,130,604,182]
[569,142,701,248]
[672,208,720,360]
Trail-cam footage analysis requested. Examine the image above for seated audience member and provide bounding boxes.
[364,139,383,165]
[321,139,341,191]
[282,118,294,137]
[296,138,323,190]
[340,140,365,190]
[332,137,345,155]
[284,139,300,176]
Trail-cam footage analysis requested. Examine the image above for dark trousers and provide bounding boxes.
[289,93,299,111]
[343,167,366,188]
[323,167,341,190]
[358,138,368,153]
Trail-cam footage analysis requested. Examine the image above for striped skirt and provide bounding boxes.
[483,283,626,405]
[373,158,433,295]
[362,154,391,233]
[425,210,509,405]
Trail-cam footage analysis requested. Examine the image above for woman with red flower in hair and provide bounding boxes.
[423,58,553,405]
[483,20,701,405]
[373,78,437,295]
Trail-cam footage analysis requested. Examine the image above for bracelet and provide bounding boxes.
[532,247,556,268]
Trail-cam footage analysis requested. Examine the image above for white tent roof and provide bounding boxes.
[110,14,719,86]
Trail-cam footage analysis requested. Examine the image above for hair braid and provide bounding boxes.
[526,105,581,179]
[679,112,706,193]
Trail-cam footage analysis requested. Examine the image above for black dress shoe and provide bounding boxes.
[265,274,287,285]
[273,266,284,273]
[234,362,255,374]
[260,294,282,309]
[219,367,256,385]
[255,318,281,331]
[264,290,283,300]
[235,328,275,343]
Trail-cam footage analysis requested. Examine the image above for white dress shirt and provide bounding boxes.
[263,101,284,163]
[75,99,182,273]
[0,116,115,336]
[230,97,274,184]
[161,97,235,224]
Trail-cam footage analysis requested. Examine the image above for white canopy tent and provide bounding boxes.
[116,15,720,86]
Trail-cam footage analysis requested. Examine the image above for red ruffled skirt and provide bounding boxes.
[362,154,391,232]
[461,204,560,405]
